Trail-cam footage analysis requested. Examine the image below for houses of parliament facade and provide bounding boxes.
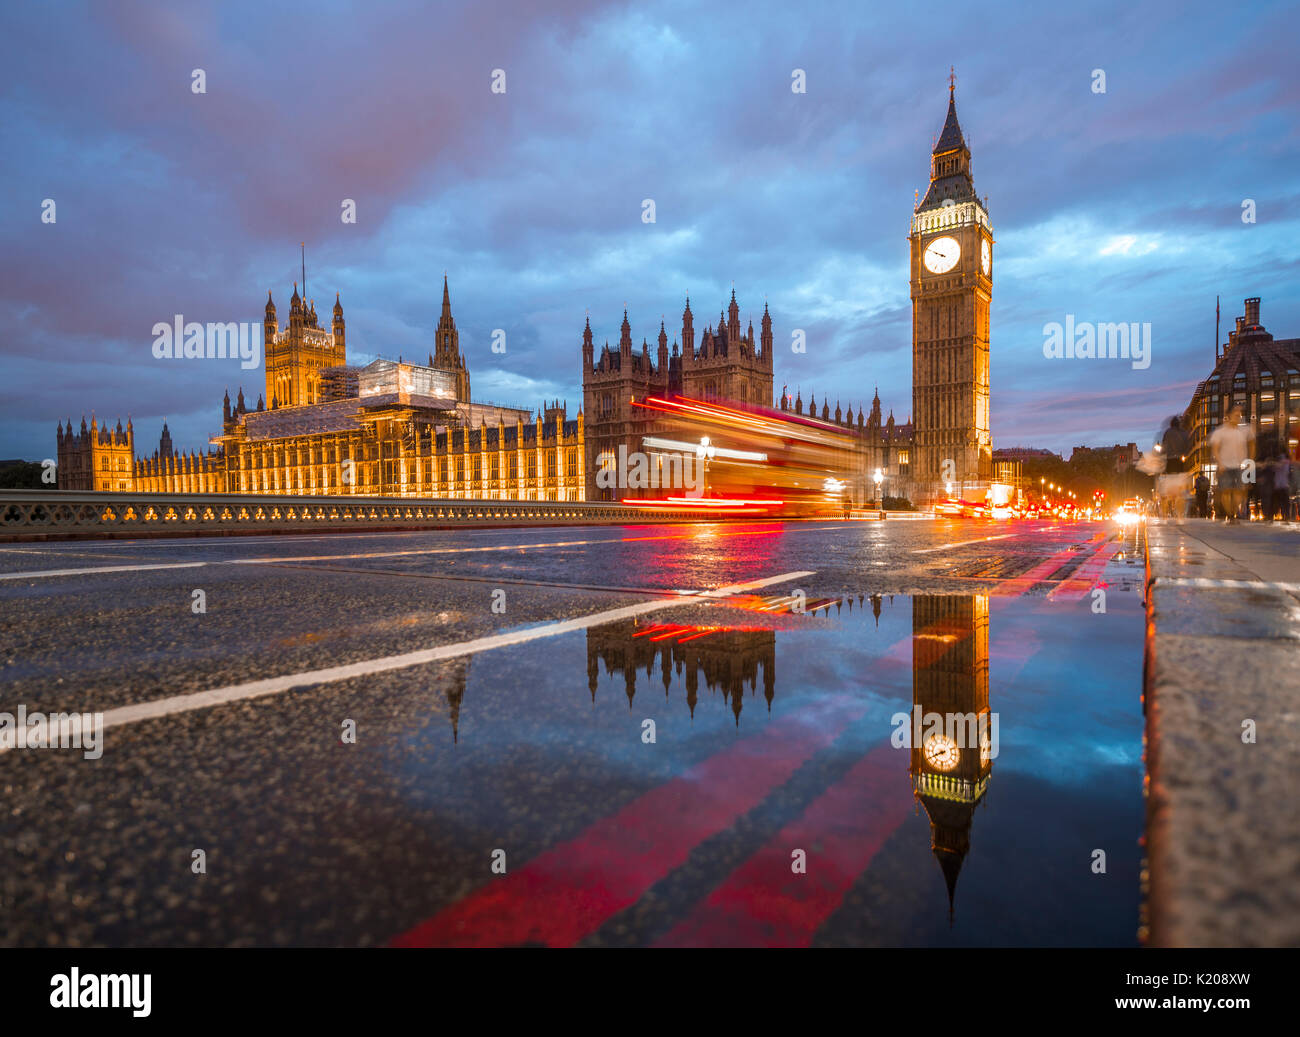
[58,278,586,502]
[57,82,990,507]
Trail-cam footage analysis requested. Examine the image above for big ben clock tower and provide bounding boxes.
[910,73,992,502]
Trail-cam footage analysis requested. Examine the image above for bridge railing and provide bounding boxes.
[0,490,726,541]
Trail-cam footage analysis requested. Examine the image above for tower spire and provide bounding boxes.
[934,81,965,154]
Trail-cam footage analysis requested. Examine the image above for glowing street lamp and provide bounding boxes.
[696,436,716,497]
[873,467,884,509]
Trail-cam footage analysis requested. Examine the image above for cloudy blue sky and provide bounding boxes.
[2,0,1297,461]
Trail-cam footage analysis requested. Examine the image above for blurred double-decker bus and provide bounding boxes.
[616,395,859,517]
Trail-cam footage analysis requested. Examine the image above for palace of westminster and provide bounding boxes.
[57,84,995,506]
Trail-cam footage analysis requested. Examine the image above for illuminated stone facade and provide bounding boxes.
[59,278,583,501]
[55,416,138,493]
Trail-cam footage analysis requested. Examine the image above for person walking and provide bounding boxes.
[1290,452,1300,522]
[1209,407,1251,523]
[1194,472,1210,518]
[1160,416,1192,519]
[1272,452,1292,522]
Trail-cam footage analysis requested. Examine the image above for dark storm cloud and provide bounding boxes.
[1,0,1297,459]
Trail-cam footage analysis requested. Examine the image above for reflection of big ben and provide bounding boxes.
[910,74,993,501]
[911,595,991,921]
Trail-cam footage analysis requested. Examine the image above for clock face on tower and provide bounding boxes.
[981,239,991,276]
[923,236,961,274]
[923,733,960,771]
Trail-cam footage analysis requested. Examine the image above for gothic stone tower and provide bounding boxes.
[428,275,471,404]
[910,77,992,501]
[679,290,774,407]
[263,284,346,409]
[581,308,677,502]
[56,415,135,491]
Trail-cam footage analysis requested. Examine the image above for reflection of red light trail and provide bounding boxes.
[653,741,910,947]
[632,623,771,643]
[390,692,878,948]
[989,532,1106,597]
[1047,539,1120,601]
[723,593,840,614]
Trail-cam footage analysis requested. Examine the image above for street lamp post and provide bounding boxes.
[874,468,884,511]
[696,436,716,498]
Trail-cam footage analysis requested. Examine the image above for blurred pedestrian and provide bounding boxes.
[1194,472,1210,518]
[1290,453,1300,522]
[1271,452,1292,521]
[1161,416,1191,472]
[1209,407,1251,523]
[1158,416,1192,518]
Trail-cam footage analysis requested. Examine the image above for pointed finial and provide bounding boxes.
[949,66,956,94]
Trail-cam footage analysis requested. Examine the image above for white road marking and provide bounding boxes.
[0,538,622,579]
[227,535,625,565]
[1154,577,1300,593]
[0,570,813,749]
[910,525,1065,555]
[0,524,845,581]
[0,562,209,581]
[911,533,1019,554]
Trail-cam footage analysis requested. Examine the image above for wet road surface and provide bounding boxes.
[0,518,1147,946]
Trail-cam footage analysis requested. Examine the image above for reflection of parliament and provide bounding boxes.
[58,83,990,504]
[584,594,991,920]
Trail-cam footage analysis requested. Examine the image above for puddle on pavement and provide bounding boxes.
[400,578,1145,947]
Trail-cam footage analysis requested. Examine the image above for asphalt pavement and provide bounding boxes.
[0,517,1150,947]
